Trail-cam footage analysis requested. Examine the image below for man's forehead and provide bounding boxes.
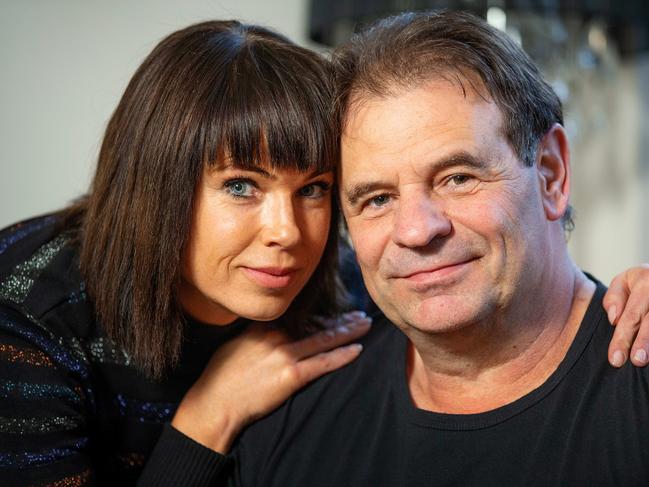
[338,78,516,195]
[341,79,505,159]
[342,69,494,132]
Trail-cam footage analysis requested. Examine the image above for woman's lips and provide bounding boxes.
[241,267,297,289]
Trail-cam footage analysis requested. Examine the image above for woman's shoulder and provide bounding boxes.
[0,214,62,274]
[0,214,97,341]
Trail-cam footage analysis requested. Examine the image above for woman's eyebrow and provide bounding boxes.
[221,163,274,179]
[219,164,333,182]
[306,168,335,178]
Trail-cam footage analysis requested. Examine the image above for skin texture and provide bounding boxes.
[340,78,595,413]
[179,161,334,324]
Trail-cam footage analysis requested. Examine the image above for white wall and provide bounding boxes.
[568,57,649,283]
[0,0,308,226]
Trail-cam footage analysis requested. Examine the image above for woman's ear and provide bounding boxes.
[536,123,571,222]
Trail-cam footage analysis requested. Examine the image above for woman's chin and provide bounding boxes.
[238,303,291,322]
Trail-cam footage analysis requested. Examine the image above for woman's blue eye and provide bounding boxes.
[224,179,254,198]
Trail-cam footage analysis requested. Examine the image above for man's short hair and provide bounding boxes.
[333,10,574,230]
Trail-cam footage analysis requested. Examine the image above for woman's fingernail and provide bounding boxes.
[607,306,617,324]
[634,349,648,364]
[350,317,372,327]
[611,350,625,367]
[336,325,350,333]
[347,343,363,353]
[344,310,367,319]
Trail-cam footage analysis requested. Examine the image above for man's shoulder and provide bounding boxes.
[279,312,400,408]
[233,314,403,451]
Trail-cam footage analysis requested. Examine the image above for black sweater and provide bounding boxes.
[228,282,649,486]
[0,216,230,486]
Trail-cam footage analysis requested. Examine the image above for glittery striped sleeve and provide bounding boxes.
[0,303,96,486]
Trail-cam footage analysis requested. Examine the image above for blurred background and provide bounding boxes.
[1,0,648,283]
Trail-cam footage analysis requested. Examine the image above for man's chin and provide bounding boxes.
[385,294,491,335]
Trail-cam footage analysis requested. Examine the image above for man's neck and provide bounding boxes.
[406,264,596,414]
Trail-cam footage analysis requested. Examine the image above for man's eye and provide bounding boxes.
[368,194,391,207]
[299,182,331,199]
[224,179,255,198]
[448,174,472,185]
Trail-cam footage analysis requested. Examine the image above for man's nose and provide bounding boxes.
[259,195,301,248]
[392,190,451,248]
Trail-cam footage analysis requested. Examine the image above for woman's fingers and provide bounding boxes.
[172,314,371,453]
[615,285,649,366]
[604,264,649,367]
[629,315,649,366]
[603,272,629,326]
[289,343,364,386]
[312,310,369,329]
[278,312,371,387]
[287,314,372,360]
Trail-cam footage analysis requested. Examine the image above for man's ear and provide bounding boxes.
[536,123,571,222]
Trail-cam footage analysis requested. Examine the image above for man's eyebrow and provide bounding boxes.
[343,152,486,206]
[434,152,487,171]
[344,182,388,207]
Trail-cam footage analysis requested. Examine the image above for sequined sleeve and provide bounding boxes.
[0,217,233,486]
[0,303,96,486]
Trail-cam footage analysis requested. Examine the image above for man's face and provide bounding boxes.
[340,79,553,333]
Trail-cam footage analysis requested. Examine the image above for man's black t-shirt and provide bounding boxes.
[229,282,649,486]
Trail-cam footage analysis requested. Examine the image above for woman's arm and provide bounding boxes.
[604,264,649,367]
[0,305,98,486]
[171,315,370,453]
[137,313,371,486]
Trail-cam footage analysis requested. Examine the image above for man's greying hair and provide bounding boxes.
[332,10,574,230]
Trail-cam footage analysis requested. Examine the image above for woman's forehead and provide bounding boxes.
[209,148,336,174]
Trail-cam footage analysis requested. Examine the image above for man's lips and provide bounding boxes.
[241,266,298,289]
[394,258,478,282]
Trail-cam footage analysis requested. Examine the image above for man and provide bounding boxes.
[226,11,649,485]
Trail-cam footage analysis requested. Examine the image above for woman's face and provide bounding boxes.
[179,160,334,325]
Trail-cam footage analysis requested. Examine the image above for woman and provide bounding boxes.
[0,20,646,487]
[0,20,370,486]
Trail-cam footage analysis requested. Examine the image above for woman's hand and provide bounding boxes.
[604,264,649,367]
[171,312,371,453]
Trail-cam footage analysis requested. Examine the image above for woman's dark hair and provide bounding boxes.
[63,21,342,379]
[332,10,573,230]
